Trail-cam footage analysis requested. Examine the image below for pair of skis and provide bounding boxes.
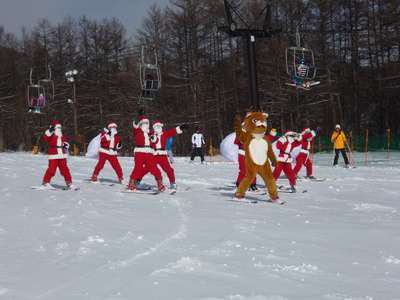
[31,185,80,191]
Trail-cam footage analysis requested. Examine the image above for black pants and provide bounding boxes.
[333,148,349,165]
[191,147,204,162]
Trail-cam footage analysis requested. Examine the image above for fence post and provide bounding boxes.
[365,129,369,166]
[387,128,391,159]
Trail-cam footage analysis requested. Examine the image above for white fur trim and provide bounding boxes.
[176,126,183,134]
[108,123,117,128]
[45,130,52,137]
[238,149,245,156]
[134,147,154,154]
[48,153,68,160]
[300,149,309,154]
[277,156,292,163]
[249,138,268,166]
[99,147,117,155]
[154,150,168,156]
[133,121,139,129]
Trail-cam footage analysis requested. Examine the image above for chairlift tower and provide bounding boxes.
[219,0,280,109]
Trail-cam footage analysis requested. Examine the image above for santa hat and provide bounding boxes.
[138,115,149,124]
[51,120,61,128]
[335,124,341,129]
[302,127,311,134]
[152,120,164,128]
[269,128,277,137]
[107,122,118,129]
[285,131,297,137]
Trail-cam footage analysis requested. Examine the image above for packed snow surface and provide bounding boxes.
[1,152,400,300]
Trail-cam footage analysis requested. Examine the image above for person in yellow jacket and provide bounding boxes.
[331,124,349,167]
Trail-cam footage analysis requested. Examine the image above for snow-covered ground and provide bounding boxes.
[1,152,400,300]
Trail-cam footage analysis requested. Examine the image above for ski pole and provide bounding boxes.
[387,128,391,160]
[345,141,356,167]
[364,129,369,166]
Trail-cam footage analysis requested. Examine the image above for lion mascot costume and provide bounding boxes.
[234,111,279,201]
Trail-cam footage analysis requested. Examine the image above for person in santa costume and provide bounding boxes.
[235,128,277,192]
[272,131,298,192]
[293,127,316,179]
[148,120,187,190]
[41,120,76,189]
[90,122,124,183]
[127,114,165,192]
[234,137,257,191]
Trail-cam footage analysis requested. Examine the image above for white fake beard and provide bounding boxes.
[287,137,294,143]
[141,124,150,133]
[154,126,163,135]
[55,128,62,136]
[110,128,117,135]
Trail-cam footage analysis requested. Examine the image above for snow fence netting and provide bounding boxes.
[86,133,101,158]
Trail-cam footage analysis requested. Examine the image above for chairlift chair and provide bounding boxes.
[38,65,55,100]
[285,27,320,90]
[139,46,161,100]
[27,84,46,114]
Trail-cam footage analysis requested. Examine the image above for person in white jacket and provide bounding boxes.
[190,128,205,163]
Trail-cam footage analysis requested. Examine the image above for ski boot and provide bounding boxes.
[41,182,54,190]
[170,183,177,190]
[305,175,316,180]
[66,183,79,191]
[268,196,285,205]
[118,177,124,184]
[156,179,166,192]
[90,174,98,183]
[127,179,137,191]
[249,184,260,193]
[289,185,296,193]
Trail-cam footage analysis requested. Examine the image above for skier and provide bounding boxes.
[127,113,165,192]
[190,128,205,163]
[234,137,258,192]
[293,127,317,178]
[292,59,311,88]
[90,122,124,183]
[28,96,37,113]
[331,124,350,167]
[272,131,298,192]
[41,120,76,189]
[150,120,187,190]
[166,137,174,164]
[265,128,278,143]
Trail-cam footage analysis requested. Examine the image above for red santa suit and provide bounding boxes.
[150,120,183,186]
[42,121,73,185]
[91,122,124,182]
[293,128,316,177]
[128,116,164,191]
[272,132,297,187]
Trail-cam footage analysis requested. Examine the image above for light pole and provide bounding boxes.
[65,69,78,136]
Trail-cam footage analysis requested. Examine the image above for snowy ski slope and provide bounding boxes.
[0,152,399,300]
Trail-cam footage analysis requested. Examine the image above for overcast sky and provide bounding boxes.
[0,0,168,36]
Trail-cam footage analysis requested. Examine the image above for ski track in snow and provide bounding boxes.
[0,152,400,299]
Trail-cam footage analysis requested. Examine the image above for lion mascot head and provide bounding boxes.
[241,111,269,137]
